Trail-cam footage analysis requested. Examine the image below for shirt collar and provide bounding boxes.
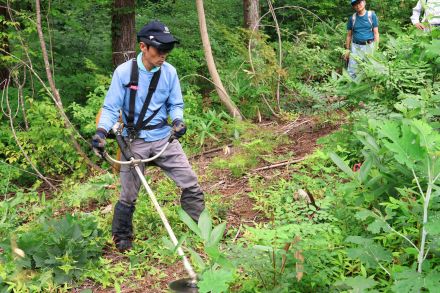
[137,52,160,73]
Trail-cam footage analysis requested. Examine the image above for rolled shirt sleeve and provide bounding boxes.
[347,16,354,30]
[411,0,423,24]
[372,12,379,28]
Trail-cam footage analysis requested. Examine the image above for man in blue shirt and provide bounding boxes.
[92,20,205,252]
[344,0,380,79]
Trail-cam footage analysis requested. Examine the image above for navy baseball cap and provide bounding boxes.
[137,20,178,44]
[351,0,363,5]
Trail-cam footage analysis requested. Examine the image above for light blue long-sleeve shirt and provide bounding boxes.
[98,53,184,141]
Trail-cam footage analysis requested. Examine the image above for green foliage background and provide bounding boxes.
[1,0,439,292]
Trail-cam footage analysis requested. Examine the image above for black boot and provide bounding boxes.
[112,201,135,252]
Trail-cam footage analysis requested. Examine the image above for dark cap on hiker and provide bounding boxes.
[351,0,363,5]
[137,20,178,44]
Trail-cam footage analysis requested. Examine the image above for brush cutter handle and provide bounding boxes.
[102,122,176,165]
[103,141,170,165]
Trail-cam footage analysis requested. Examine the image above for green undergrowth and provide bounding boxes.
[228,150,356,292]
[211,124,289,177]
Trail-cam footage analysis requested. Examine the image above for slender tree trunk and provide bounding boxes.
[5,79,56,191]
[267,0,281,111]
[35,0,102,172]
[243,0,260,31]
[195,0,242,120]
[111,0,136,67]
[0,6,10,89]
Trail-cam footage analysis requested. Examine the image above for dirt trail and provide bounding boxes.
[82,115,342,293]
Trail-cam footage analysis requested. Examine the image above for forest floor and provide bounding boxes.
[80,114,344,293]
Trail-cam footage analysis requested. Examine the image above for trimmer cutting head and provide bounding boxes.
[168,278,198,293]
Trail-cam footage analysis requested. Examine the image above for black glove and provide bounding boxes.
[171,119,187,140]
[92,128,107,158]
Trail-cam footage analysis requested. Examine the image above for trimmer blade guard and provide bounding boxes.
[168,278,198,293]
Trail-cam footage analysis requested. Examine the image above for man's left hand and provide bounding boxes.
[171,119,187,139]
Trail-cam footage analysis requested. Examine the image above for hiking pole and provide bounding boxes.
[101,123,198,292]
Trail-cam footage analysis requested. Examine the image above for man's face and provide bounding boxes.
[352,0,365,12]
[140,42,170,68]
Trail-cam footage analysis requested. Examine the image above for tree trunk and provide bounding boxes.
[195,0,242,120]
[35,0,102,173]
[0,6,10,89]
[243,0,259,31]
[111,0,136,67]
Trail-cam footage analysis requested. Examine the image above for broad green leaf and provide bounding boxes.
[359,158,373,183]
[207,222,226,248]
[329,152,355,179]
[173,235,186,253]
[343,276,377,293]
[178,209,201,237]
[355,209,375,221]
[426,212,440,235]
[253,245,273,252]
[198,268,234,293]
[205,245,221,260]
[346,237,392,268]
[425,269,440,291]
[379,121,426,169]
[188,247,206,270]
[198,209,212,242]
[356,131,380,152]
[392,269,423,293]
[411,120,440,152]
[346,236,374,246]
[161,237,174,250]
[367,219,390,234]
[425,39,440,59]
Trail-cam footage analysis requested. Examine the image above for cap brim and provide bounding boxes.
[154,33,178,44]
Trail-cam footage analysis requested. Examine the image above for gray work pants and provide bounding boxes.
[119,137,205,221]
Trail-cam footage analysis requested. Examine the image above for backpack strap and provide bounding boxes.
[352,11,374,30]
[368,11,373,28]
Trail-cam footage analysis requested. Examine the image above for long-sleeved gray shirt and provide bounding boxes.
[410,0,440,25]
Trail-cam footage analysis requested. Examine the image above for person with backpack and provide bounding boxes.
[92,20,205,252]
[411,0,440,31]
[344,0,379,79]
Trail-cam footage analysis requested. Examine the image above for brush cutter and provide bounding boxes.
[99,122,198,292]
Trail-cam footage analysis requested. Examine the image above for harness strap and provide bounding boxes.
[123,59,164,140]
[135,69,161,131]
[142,118,169,130]
[126,59,139,130]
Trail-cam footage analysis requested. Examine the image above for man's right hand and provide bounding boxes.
[92,129,107,158]
[415,23,425,30]
[343,50,350,61]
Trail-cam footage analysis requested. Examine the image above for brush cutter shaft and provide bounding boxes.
[102,137,198,284]
[133,165,197,281]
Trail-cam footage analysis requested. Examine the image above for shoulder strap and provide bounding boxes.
[352,13,357,28]
[126,59,139,130]
[368,11,373,28]
[134,69,162,132]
